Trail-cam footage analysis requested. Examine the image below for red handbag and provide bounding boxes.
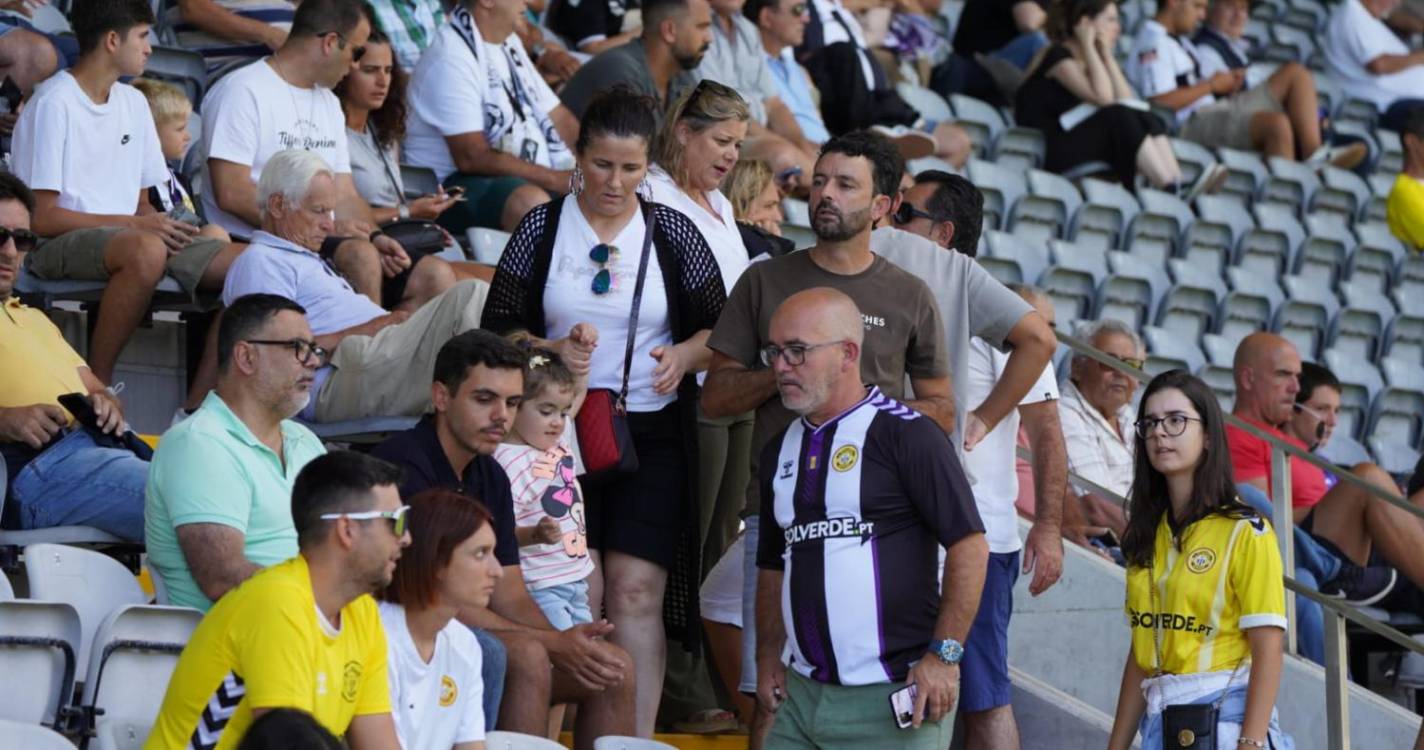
[574,204,655,485]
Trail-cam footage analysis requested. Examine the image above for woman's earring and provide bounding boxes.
[636,177,653,203]
[569,166,585,196]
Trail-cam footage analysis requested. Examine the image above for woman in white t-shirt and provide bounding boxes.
[380,488,503,750]
[482,87,726,736]
[646,84,757,696]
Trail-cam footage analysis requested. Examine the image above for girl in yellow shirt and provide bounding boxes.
[1107,370,1292,750]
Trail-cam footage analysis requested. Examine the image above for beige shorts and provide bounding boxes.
[1181,84,1283,152]
[28,227,225,306]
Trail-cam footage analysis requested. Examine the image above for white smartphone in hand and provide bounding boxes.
[889,683,918,729]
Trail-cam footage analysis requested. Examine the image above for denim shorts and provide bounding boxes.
[960,550,1019,713]
[529,579,592,631]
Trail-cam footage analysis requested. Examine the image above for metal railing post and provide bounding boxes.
[1324,610,1351,750]
[1270,445,1297,655]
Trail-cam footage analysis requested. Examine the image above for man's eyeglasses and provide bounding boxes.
[321,30,366,62]
[0,226,38,253]
[320,505,410,536]
[893,202,944,226]
[759,341,845,367]
[245,338,329,366]
[1096,354,1146,371]
[1133,414,1203,439]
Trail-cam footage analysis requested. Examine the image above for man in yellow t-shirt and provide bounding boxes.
[0,172,145,541]
[1388,108,1424,252]
[1124,512,1287,676]
[145,451,412,750]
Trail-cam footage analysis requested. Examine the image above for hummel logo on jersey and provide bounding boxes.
[188,671,245,749]
[121,134,131,145]
[780,460,793,479]
[784,518,875,545]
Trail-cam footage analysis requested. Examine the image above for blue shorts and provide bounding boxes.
[529,579,592,631]
[959,550,1019,713]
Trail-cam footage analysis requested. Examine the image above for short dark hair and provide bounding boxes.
[1046,0,1116,42]
[819,130,905,201]
[1404,106,1424,144]
[217,294,308,373]
[237,709,343,750]
[71,0,154,55]
[915,170,984,256]
[383,489,494,610]
[743,0,778,24]
[289,0,369,39]
[433,329,529,392]
[0,172,36,216]
[1297,361,1342,403]
[576,85,660,156]
[644,0,693,32]
[291,451,405,548]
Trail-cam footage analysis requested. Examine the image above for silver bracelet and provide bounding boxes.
[1237,738,1267,748]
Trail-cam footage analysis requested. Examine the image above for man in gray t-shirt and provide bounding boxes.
[559,0,712,118]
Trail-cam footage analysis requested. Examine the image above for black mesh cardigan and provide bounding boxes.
[481,197,727,648]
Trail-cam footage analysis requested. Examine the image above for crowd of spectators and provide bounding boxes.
[3,0,1424,747]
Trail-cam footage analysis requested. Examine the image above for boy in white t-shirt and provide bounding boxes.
[1126,0,1363,168]
[380,488,502,750]
[493,339,598,631]
[132,78,229,240]
[9,0,245,386]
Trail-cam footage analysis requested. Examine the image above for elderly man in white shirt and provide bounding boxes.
[1057,319,1140,539]
[1323,0,1424,132]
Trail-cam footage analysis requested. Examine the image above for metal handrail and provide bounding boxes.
[1046,329,1424,750]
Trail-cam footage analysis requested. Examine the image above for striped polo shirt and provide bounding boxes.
[757,386,983,686]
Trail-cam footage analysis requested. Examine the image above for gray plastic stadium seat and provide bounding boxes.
[15,267,190,311]
[781,198,810,228]
[1250,203,1305,275]
[1324,348,1383,440]
[1300,215,1355,285]
[1129,189,1194,265]
[1261,156,1318,212]
[1327,306,1386,363]
[968,159,1025,231]
[82,604,202,750]
[1377,130,1405,175]
[1351,222,1405,295]
[1011,170,1084,243]
[1367,440,1420,477]
[1201,332,1238,367]
[1221,267,1282,343]
[1369,358,1424,449]
[993,126,1046,171]
[1339,275,1398,324]
[1318,433,1372,468]
[1170,138,1215,186]
[1076,179,1139,249]
[1198,195,1286,276]
[985,231,1049,284]
[906,155,956,176]
[895,81,953,124]
[1280,0,1327,31]
[1366,174,1395,223]
[1143,325,1207,373]
[1100,253,1159,330]
[1274,275,1340,359]
[1158,258,1224,339]
[466,227,512,265]
[1384,314,1424,365]
[1213,147,1269,203]
[24,544,148,683]
[1314,166,1371,223]
[949,94,1007,157]
[1181,197,1239,274]
[1268,22,1317,62]
[0,601,83,728]
[1040,241,1103,325]
[1197,364,1237,411]
[977,256,1023,285]
[0,719,77,750]
[144,45,208,110]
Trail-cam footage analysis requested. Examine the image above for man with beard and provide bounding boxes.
[559,0,714,120]
[754,288,985,749]
[146,451,409,750]
[373,330,636,750]
[701,129,951,749]
[147,293,330,611]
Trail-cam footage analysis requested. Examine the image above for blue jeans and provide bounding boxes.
[9,429,146,541]
[1236,483,1333,665]
[528,580,592,631]
[739,514,760,694]
[471,627,507,732]
[1139,682,1293,749]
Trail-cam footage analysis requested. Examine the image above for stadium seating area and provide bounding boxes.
[4,0,1424,746]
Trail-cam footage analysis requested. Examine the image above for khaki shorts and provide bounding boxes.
[1181,84,1283,152]
[28,227,225,305]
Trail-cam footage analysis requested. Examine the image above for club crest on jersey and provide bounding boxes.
[780,460,793,479]
[342,661,362,702]
[832,445,858,472]
[1186,548,1216,574]
[440,675,458,707]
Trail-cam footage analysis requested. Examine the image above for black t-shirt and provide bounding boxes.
[371,415,520,566]
[546,0,627,51]
[952,0,1046,57]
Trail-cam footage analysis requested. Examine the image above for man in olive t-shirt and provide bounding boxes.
[700,131,952,750]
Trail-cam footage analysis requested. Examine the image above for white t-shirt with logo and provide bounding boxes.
[961,337,1059,554]
[1324,0,1424,109]
[11,72,168,218]
[200,59,352,237]
[543,195,675,413]
[1126,19,1215,125]
[378,601,485,750]
[404,20,571,183]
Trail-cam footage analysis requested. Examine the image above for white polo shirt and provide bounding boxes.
[1126,19,1215,125]
[1323,0,1424,109]
[378,602,485,750]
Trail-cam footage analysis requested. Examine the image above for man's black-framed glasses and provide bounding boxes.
[759,341,845,367]
[245,338,329,366]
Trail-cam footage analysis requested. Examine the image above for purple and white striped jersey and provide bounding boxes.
[757,386,984,686]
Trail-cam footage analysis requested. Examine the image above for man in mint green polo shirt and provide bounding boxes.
[145,293,327,611]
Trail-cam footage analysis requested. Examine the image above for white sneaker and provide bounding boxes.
[1306,142,1368,171]
[1397,650,1424,689]
[1183,163,1229,203]
[871,125,937,160]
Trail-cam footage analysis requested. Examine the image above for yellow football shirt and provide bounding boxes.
[1387,173,1424,252]
[1124,512,1287,676]
[145,556,391,750]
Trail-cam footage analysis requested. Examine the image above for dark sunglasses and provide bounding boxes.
[0,226,39,253]
[589,243,617,295]
[787,2,808,14]
[893,202,942,226]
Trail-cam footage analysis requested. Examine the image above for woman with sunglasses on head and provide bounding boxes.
[379,488,502,750]
[482,85,727,737]
[1107,369,1292,750]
